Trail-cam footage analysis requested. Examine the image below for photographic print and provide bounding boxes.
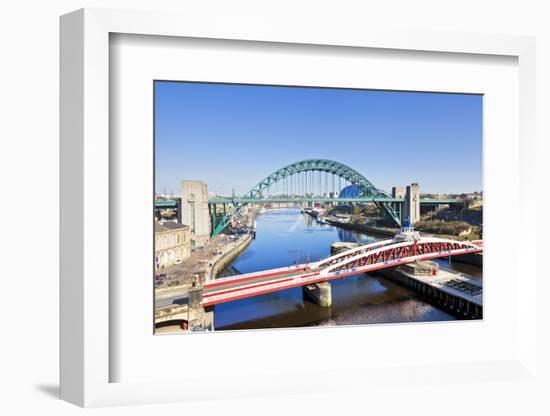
[153,82,483,333]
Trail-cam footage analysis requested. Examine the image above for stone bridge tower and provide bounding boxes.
[405,183,420,224]
[181,180,211,247]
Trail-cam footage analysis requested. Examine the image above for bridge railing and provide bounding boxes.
[312,238,395,269]
[319,237,482,276]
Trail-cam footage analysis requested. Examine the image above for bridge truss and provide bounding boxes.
[317,238,481,276]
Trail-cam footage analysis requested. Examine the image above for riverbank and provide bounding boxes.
[210,233,254,278]
[155,232,254,301]
[325,216,481,241]
[325,219,397,237]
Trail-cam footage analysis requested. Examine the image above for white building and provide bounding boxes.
[155,222,191,271]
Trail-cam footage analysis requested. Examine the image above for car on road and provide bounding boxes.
[154,273,167,281]
[174,259,182,265]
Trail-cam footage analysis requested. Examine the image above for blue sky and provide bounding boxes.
[155,82,482,195]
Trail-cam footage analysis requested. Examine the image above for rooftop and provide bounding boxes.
[155,221,190,233]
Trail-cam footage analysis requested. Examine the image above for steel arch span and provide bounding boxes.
[210,159,401,236]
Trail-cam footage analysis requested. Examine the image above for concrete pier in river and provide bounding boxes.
[302,282,332,307]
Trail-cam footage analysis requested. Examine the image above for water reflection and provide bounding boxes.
[216,208,466,330]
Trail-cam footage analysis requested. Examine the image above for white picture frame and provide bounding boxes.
[60,8,538,408]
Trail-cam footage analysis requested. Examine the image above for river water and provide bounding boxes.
[216,208,480,330]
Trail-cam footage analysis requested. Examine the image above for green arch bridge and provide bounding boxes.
[155,159,460,237]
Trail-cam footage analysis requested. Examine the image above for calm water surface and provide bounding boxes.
[216,208,480,330]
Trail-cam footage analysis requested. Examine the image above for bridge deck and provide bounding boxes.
[204,268,310,295]
[201,238,482,307]
[155,197,460,208]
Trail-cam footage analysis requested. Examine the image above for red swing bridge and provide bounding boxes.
[201,221,483,307]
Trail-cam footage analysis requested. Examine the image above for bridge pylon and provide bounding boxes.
[188,284,214,331]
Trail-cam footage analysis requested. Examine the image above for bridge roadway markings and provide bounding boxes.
[204,265,309,289]
[201,247,483,306]
[156,267,312,308]
[158,247,483,308]
[202,272,323,307]
[203,269,313,296]
[157,239,484,307]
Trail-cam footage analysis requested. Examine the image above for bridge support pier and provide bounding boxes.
[303,281,332,307]
[188,286,215,331]
[188,305,214,331]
